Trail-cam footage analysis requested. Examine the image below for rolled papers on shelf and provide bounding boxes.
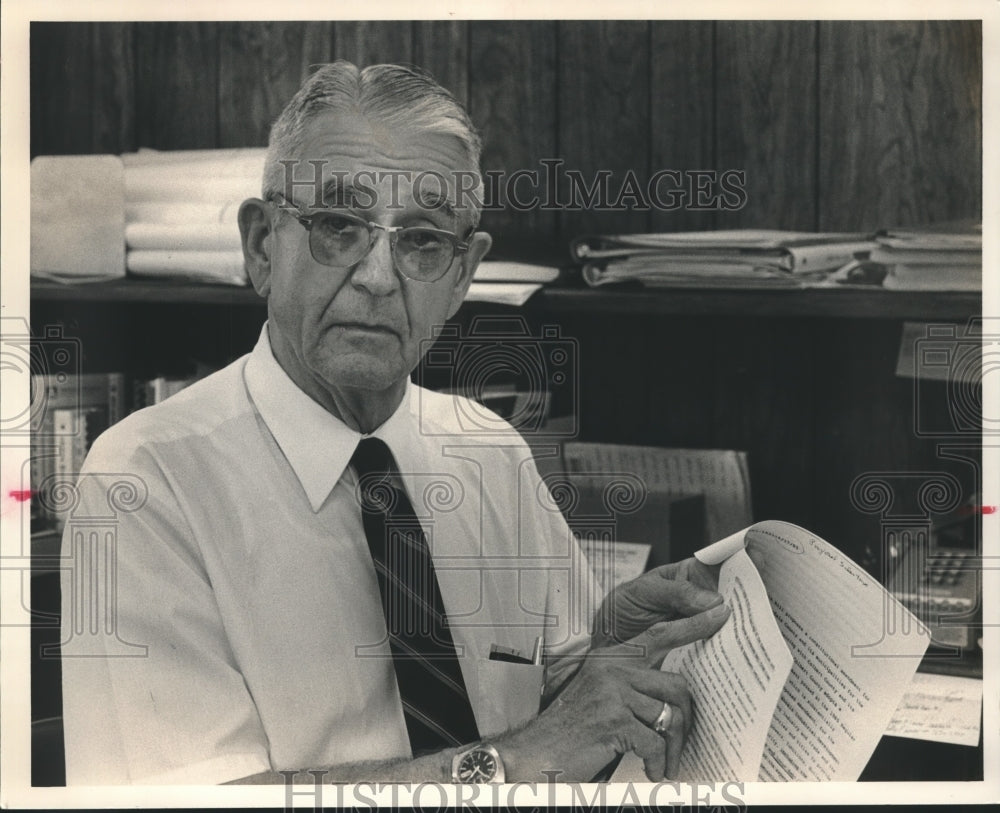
[126,250,248,286]
[125,220,243,252]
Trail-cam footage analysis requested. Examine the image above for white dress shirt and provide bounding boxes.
[60,325,600,784]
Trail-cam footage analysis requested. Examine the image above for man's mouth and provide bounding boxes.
[334,322,397,336]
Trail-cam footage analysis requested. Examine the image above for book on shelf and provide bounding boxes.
[52,405,113,525]
[132,374,200,410]
[570,230,877,289]
[31,373,124,527]
[871,222,981,291]
[612,520,930,782]
[31,371,202,529]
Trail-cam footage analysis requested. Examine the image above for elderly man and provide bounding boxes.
[61,61,729,785]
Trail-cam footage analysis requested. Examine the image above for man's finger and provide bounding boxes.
[664,701,686,778]
[626,717,669,782]
[623,602,731,666]
[647,558,721,592]
[602,577,724,639]
[623,668,693,732]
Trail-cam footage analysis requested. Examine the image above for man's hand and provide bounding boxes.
[497,601,730,782]
[591,557,723,650]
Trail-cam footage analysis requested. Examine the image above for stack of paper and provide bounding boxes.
[466,261,561,306]
[570,230,876,289]
[872,223,981,291]
[30,155,126,282]
[122,148,265,285]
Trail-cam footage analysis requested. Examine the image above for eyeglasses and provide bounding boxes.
[273,194,472,283]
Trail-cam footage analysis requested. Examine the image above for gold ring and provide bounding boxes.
[653,703,672,734]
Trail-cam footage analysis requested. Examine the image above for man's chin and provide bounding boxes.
[315,361,409,396]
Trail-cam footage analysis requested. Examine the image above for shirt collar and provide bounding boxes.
[244,324,416,512]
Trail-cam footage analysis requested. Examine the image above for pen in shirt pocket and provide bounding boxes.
[488,635,543,665]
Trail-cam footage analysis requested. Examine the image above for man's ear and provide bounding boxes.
[446,231,492,318]
[239,198,275,298]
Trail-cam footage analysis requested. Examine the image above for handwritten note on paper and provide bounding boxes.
[562,444,752,540]
[748,523,930,781]
[884,672,983,747]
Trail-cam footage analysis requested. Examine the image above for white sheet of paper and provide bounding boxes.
[464,282,541,306]
[561,444,751,540]
[473,261,560,283]
[747,522,931,780]
[611,548,793,782]
[577,540,651,589]
[884,671,983,747]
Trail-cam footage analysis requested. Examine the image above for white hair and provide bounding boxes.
[263,61,484,228]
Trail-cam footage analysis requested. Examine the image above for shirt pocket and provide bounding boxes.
[473,659,544,738]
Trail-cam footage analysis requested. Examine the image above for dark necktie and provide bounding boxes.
[350,437,480,753]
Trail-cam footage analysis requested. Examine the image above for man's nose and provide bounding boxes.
[349,228,400,295]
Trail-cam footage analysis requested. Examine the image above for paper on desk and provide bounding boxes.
[562,444,751,540]
[464,282,541,306]
[884,672,982,747]
[612,547,793,782]
[576,540,650,589]
[895,322,980,384]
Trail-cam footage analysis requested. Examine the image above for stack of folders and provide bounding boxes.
[123,147,265,285]
[871,223,982,291]
[571,230,877,289]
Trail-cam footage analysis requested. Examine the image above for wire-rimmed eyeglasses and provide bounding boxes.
[273,194,472,283]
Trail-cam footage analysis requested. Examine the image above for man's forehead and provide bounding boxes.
[285,111,476,215]
[317,175,460,219]
[295,110,473,176]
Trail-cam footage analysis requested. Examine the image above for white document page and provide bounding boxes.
[884,671,983,747]
[611,547,793,782]
[747,522,931,780]
[464,282,541,306]
[473,261,560,283]
[562,443,751,540]
[577,540,651,589]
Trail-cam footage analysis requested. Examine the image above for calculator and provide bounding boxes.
[888,545,980,651]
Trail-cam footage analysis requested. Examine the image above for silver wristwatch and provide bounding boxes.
[451,743,506,783]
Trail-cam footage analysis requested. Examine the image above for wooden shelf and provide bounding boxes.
[31,278,981,320]
[532,286,981,320]
[32,278,264,306]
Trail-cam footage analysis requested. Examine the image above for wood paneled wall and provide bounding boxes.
[31,20,982,254]
[29,20,983,568]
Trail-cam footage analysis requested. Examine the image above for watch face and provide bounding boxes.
[457,749,498,783]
